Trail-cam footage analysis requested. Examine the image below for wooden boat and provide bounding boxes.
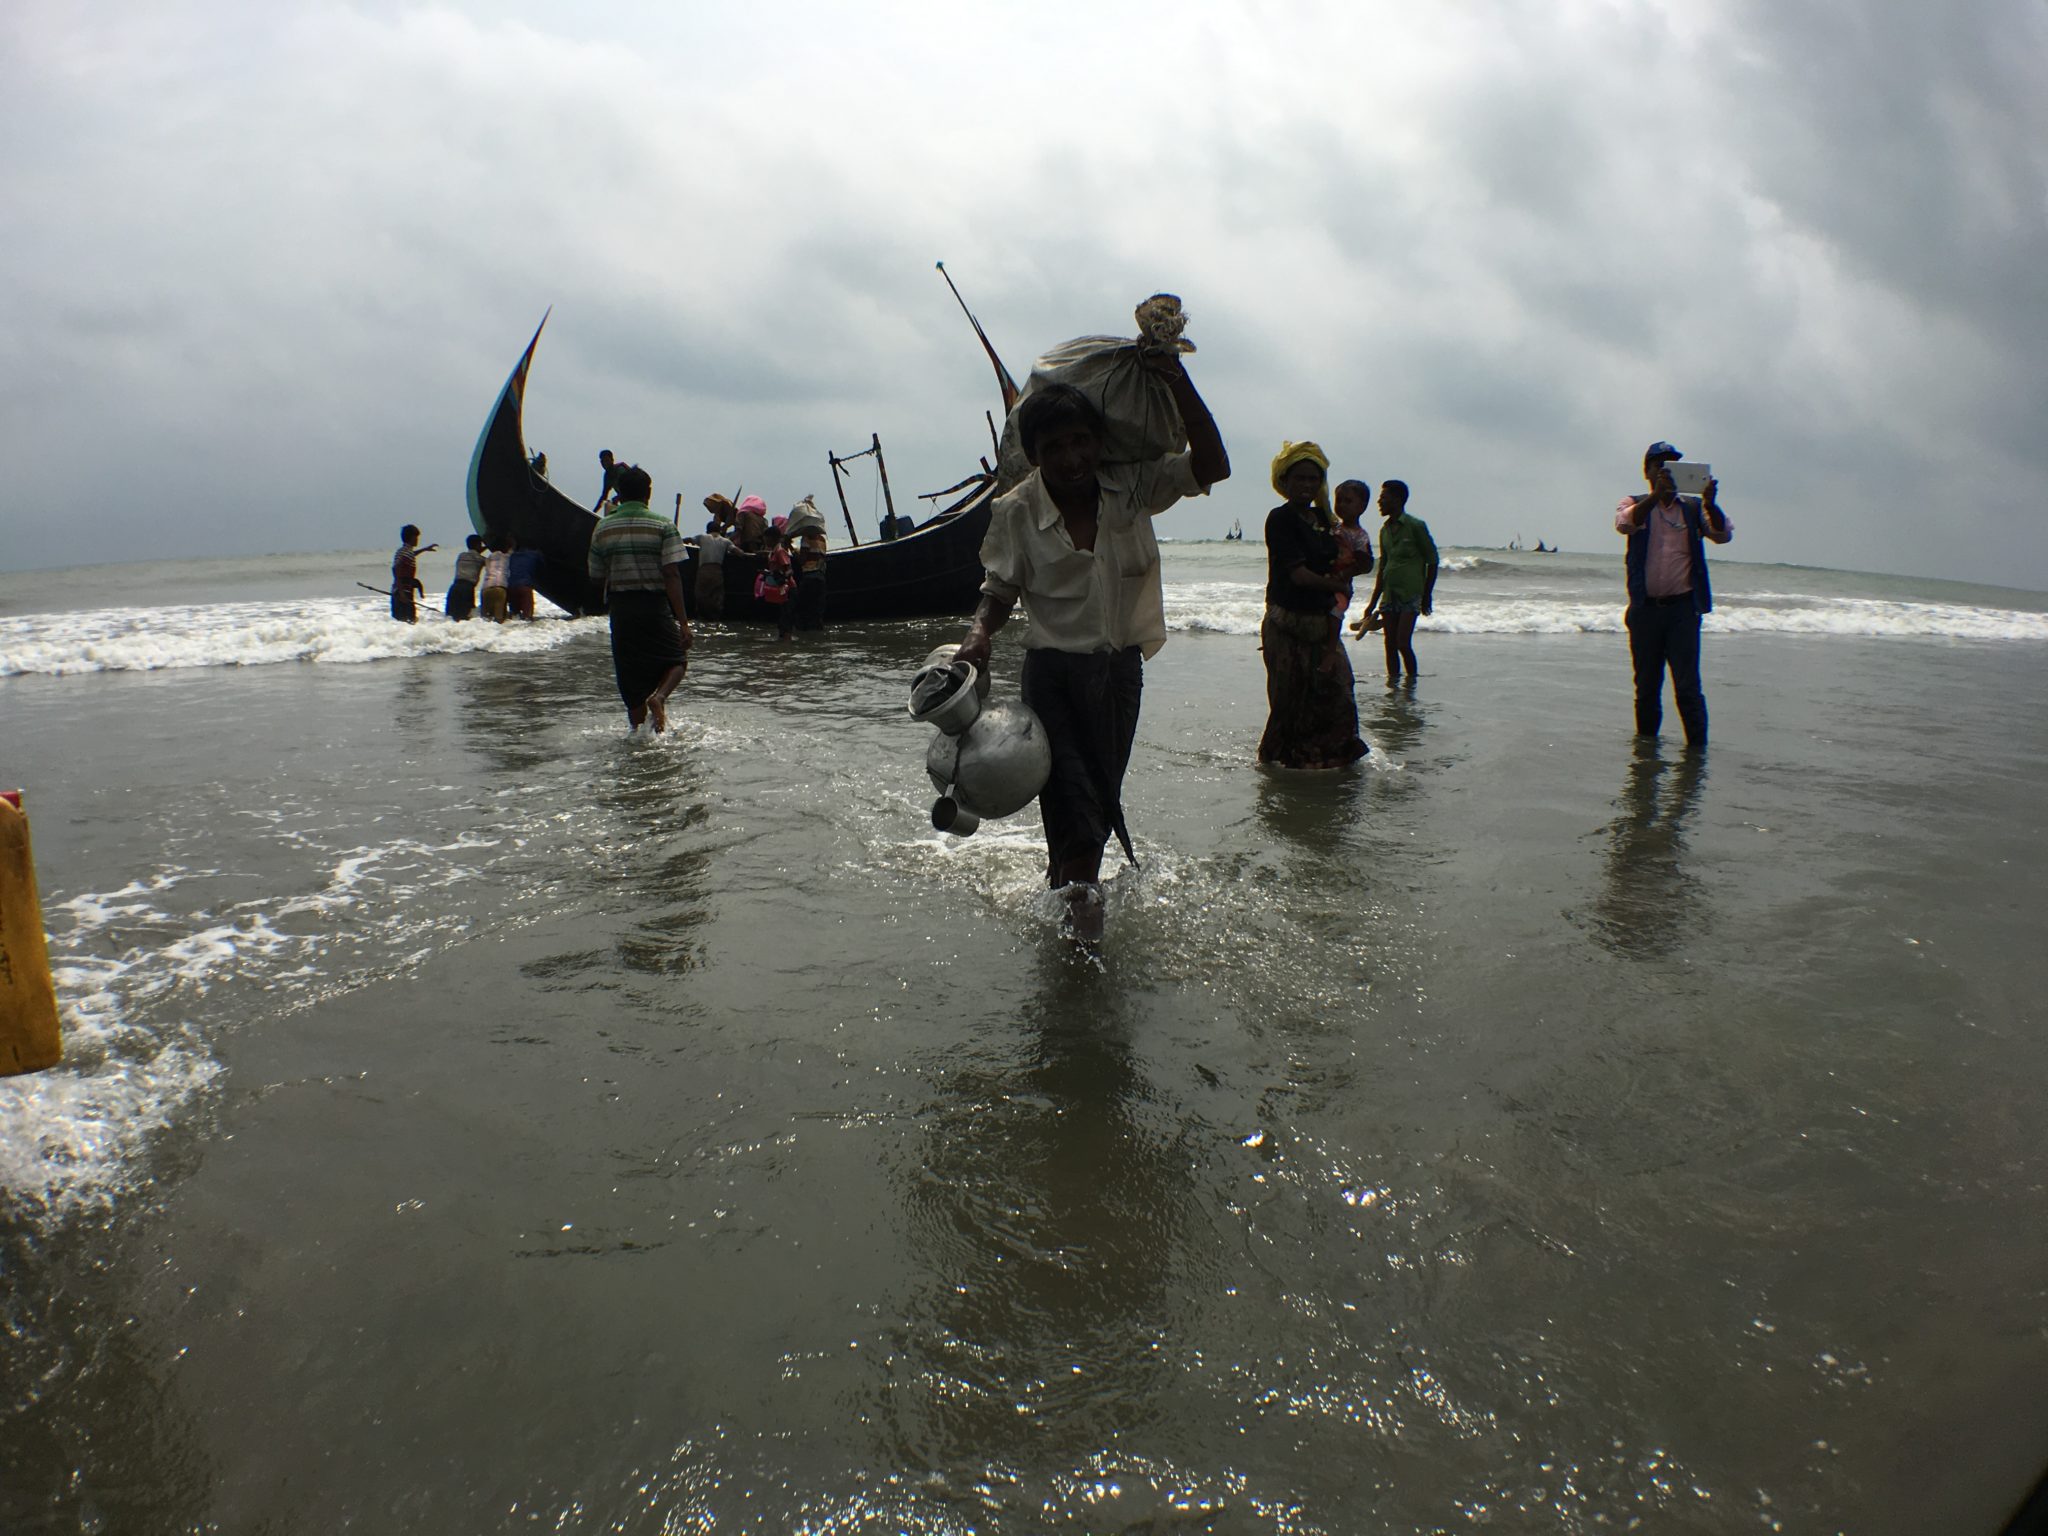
[700,483,992,623]
[466,313,995,621]
[464,313,609,615]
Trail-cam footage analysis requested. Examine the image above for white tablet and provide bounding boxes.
[1668,462,1713,495]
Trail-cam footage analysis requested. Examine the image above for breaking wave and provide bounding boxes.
[0,822,545,1219]
[5,578,2044,684]
[1163,584,2048,642]
[0,598,589,677]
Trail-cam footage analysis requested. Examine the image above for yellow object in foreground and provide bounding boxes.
[0,792,62,1076]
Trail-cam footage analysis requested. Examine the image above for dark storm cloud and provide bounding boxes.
[1715,0,2048,464]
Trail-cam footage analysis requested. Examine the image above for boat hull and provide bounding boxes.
[465,315,608,616]
[688,491,992,623]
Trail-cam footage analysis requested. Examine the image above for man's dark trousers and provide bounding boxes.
[1625,596,1707,745]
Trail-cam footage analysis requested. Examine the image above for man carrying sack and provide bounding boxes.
[954,297,1229,944]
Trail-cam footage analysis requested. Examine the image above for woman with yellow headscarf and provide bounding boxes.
[1257,441,1368,770]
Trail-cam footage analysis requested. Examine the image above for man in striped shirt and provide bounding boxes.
[587,465,694,731]
[390,524,435,624]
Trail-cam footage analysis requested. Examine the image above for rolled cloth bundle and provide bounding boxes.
[994,292,1197,493]
[1270,440,1334,526]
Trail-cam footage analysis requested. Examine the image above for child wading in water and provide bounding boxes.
[756,522,796,641]
[1351,479,1440,685]
[1325,478,1375,671]
[390,524,437,624]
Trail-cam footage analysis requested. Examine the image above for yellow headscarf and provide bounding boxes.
[1270,440,1333,525]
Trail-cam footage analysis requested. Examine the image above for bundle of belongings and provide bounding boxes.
[706,493,771,553]
[784,494,828,538]
[785,494,829,583]
[993,292,1198,494]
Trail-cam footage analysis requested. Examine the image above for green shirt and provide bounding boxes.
[587,502,689,592]
[1378,512,1438,602]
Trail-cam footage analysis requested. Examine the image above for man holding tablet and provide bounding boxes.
[1615,441,1733,747]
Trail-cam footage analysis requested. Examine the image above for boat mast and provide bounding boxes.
[828,451,861,546]
[871,433,898,531]
[826,434,902,542]
[936,262,1019,412]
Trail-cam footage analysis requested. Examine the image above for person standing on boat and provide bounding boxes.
[445,534,487,620]
[692,519,732,620]
[591,449,623,513]
[952,358,1230,943]
[588,465,694,732]
[390,524,434,624]
[1615,442,1731,747]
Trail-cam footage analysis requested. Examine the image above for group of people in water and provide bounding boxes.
[412,351,1730,946]
[1255,442,1441,772]
[388,526,540,625]
[399,442,836,646]
[950,371,1446,941]
[950,364,1728,944]
[553,447,833,638]
[690,487,830,637]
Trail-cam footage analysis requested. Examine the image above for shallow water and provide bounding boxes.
[2,548,2046,1533]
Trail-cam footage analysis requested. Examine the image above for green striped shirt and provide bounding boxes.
[587,503,688,592]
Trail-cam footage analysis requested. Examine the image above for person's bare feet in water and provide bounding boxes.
[1061,881,1105,946]
[644,694,668,733]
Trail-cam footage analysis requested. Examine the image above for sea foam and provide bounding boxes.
[4,579,2043,686]
[1161,583,2048,642]
[0,821,547,1220]
[0,598,587,678]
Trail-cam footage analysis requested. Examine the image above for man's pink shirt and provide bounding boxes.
[1614,497,1734,598]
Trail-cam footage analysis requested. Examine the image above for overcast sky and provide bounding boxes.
[5,0,2044,588]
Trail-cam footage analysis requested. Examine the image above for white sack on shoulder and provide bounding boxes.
[994,336,1189,492]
